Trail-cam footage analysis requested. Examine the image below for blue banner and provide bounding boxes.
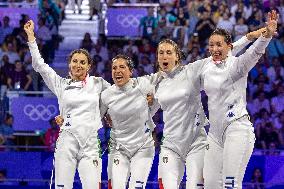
[11,97,59,131]
[106,7,147,37]
[0,152,284,188]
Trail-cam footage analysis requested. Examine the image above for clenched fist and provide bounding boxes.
[24,20,36,42]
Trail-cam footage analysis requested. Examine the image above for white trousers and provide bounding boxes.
[108,139,155,189]
[204,116,255,189]
[54,131,102,189]
[158,146,205,189]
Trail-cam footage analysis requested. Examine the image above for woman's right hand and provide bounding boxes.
[55,115,64,127]
[104,114,113,128]
[147,93,154,106]
[24,20,36,42]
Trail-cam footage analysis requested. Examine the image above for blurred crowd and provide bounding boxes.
[0,0,284,156]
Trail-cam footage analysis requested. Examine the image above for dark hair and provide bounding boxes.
[14,60,22,64]
[0,169,7,176]
[4,113,13,121]
[210,28,232,44]
[49,117,56,125]
[251,168,263,182]
[67,48,92,65]
[112,54,134,71]
[157,39,184,64]
[38,17,46,25]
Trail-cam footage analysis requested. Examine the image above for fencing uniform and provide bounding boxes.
[155,64,208,189]
[202,35,272,189]
[155,35,252,189]
[101,77,157,189]
[28,41,110,189]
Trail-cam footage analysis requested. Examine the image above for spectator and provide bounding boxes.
[212,2,230,24]
[155,17,173,42]
[267,37,284,61]
[0,113,15,148]
[2,42,20,65]
[69,0,82,14]
[255,109,273,148]
[90,41,109,62]
[250,62,268,82]
[0,16,14,44]
[175,7,189,27]
[139,7,158,38]
[135,65,147,77]
[231,1,246,21]
[39,0,61,29]
[197,0,212,13]
[249,168,264,189]
[234,17,249,40]
[251,74,271,97]
[187,0,200,35]
[0,55,13,87]
[12,18,25,38]
[247,10,264,32]
[230,0,252,20]
[267,142,280,155]
[278,0,284,24]
[185,46,201,63]
[36,17,53,63]
[267,58,284,83]
[195,10,215,48]
[7,60,32,91]
[88,0,100,20]
[172,19,188,48]
[123,40,139,55]
[217,12,235,33]
[259,122,282,150]
[274,111,284,131]
[0,169,14,186]
[92,55,104,75]
[36,17,52,43]
[271,85,284,114]
[253,91,271,113]
[80,32,94,52]
[44,118,59,151]
[139,55,153,74]
[157,6,176,27]
[184,32,200,52]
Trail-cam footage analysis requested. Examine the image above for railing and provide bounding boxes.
[0,145,48,150]
[6,90,55,97]
[109,3,160,7]
[0,1,38,7]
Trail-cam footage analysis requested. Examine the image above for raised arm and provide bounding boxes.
[24,20,65,96]
[231,27,267,56]
[232,11,278,78]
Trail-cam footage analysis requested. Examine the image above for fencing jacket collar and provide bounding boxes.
[115,79,134,91]
[161,65,183,79]
[66,74,89,89]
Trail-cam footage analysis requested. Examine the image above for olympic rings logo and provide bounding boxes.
[116,14,143,28]
[23,104,58,121]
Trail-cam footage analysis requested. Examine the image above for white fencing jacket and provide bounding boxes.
[28,41,110,148]
[200,35,272,142]
[100,77,157,155]
[155,64,208,160]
